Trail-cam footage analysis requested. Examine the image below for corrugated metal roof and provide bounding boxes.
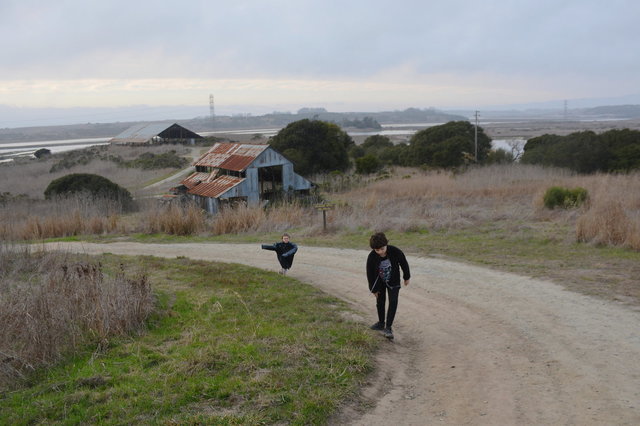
[187,175,244,198]
[194,142,268,172]
[180,171,218,189]
[110,122,202,144]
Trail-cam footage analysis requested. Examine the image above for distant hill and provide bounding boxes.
[578,105,640,119]
[0,108,466,143]
[180,107,467,132]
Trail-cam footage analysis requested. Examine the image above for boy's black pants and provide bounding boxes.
[277,254,294,269]
[376,286,400,327]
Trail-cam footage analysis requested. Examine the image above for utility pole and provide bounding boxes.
[474,110,479,162]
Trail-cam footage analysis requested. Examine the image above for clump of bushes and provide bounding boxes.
[49,146,106,172]
[44,173,134,210]
[543,186,589,209]
[355,154,382,174]
[123,151,189,169]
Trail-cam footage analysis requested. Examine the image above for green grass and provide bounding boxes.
[0,255,376,425]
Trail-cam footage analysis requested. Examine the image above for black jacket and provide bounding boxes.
[262,241,298,269]
[261,242,298,257]
[366,245,410,292]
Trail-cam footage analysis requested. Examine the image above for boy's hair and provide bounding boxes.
[369,232,388,249]
[282,233,290,238]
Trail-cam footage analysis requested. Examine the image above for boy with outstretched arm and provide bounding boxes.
[261,233,298,275]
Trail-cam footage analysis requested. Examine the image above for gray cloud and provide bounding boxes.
[1,0,639,106]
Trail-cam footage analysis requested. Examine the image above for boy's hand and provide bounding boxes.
[373,291,380,298]
[403,279,410,287]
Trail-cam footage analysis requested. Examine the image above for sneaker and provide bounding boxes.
[370,321,385,331]
[283,269,288,275]
[383,327,394,340]
[278,269,285,275]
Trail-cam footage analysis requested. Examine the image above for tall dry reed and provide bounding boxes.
[0,244,153,390]
[211,203,267,234]
[0,194,123,240]
[210,201,316,235]
[145,201,205,235]
[326,164,640,249]
[575,173,640,250]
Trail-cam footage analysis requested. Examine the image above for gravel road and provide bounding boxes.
[42,242,640,425]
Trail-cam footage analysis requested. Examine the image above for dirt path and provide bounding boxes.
[41,242,640,425]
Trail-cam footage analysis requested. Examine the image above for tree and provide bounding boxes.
[44,173,134,209]
[355,155,382,174]
[361,135,394,152]
[486,148,515,164]
[522,131,610,173]
[521,134,564,166]
[269,119,354,176]
[407,121,492,168]
[601,129,640,172]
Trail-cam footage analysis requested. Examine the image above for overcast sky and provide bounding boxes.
[1,0,639,118]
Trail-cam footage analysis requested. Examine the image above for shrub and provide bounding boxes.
[355,155,382,174]
[33,148,51,159]
[44,173,134,210]
[543,186,589,209]
[124,151,189,169]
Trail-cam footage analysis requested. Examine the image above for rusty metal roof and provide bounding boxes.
[193,142,268,172]
[180,171,218,189]
[187,175,244,198]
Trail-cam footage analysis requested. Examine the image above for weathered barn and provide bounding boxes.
[177,142,313,214]
[110,122,203,145]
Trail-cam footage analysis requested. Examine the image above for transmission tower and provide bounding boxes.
[209,94,215,126]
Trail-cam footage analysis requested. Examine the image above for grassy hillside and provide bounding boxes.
[2,162,639,306]
[0,252,376,424]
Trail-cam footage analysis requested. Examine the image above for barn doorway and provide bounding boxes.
[258,165,283,200]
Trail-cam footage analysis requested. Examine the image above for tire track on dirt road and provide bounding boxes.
[42,242,640,425]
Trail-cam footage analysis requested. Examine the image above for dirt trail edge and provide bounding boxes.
[42,242,640,425]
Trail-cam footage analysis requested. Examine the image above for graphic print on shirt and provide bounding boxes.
[378,258,392,285]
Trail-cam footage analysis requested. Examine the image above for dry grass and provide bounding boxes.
[309,165,640,250]
[0,244,153,390]
[0,195,123,240]
[211,201,313,235]
[575,173,640,250]
[145,202,206,235]
[324,165,570,232]
[211,203,267,235]
[2,162,639,251]
[0,144,192,199]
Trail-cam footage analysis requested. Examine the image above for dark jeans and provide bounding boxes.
[277,254,294,269]
[376,286,400,327]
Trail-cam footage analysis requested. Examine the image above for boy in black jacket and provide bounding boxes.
[261,233,298,275]
[366,232,410,340]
